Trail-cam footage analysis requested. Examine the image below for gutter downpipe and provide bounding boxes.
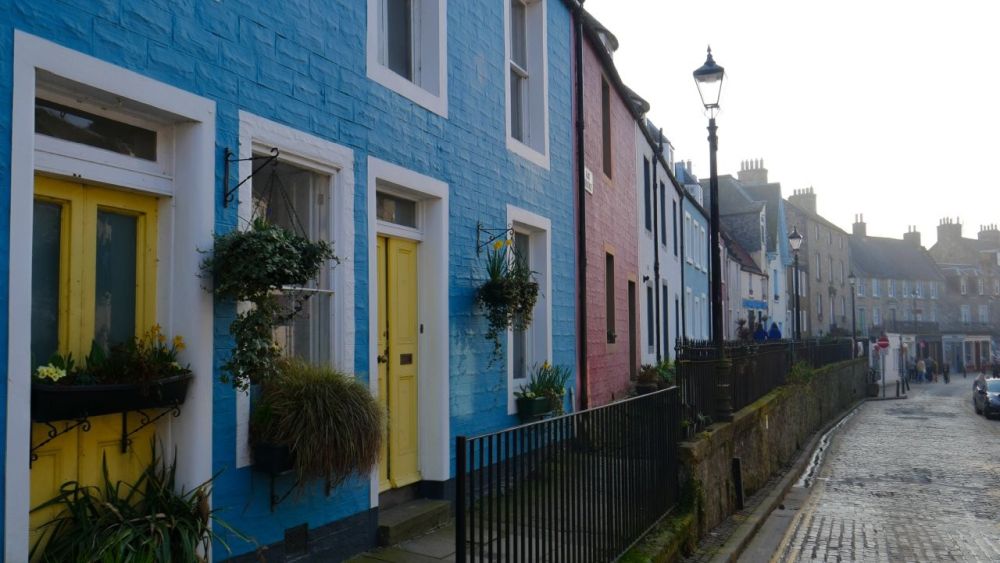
[652,129,663,363]
[572,0,589,409]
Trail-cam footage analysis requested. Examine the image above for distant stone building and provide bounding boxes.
[785,188,851,336]
[928,218,1000,372]
[849,217,945,366]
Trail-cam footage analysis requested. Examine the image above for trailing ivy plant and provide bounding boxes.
[476,241,539,363]
[203,218,337,390]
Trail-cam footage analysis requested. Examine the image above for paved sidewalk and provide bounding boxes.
[348,524,456,563]
[775,381,1000,562]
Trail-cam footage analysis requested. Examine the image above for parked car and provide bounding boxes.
[973,378,1000,418]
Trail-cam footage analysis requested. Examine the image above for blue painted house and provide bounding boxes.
[0,1,575,559]
[675,163,711,342]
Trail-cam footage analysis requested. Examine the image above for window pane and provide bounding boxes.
[94,210,137,351]
[601,79,612,176]
[646,286,654,347]
[253,160,333,364]
[32,201,62,367]
[511,0,527,69]
[35,98,156,161]
[376,191,418,228]
[386,0,413,81]
[510,69,525,142]
[512,232,530,381]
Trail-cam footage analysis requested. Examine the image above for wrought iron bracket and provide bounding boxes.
[269,474,301,512]
[30,418,92,467]
[120,403,182,454]
[222,146,280,208]
[476,221,514,256]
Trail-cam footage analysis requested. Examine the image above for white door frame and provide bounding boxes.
[6,32,216,560]
[366,157,449,507]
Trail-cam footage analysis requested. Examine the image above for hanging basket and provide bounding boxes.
[31,373,193,423]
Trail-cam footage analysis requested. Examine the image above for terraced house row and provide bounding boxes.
[0,1,733,560]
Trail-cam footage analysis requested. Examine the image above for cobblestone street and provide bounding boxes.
[775,379,1000,562]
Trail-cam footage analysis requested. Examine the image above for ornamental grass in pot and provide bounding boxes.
[515,362,571,423]
[250,358,383,489]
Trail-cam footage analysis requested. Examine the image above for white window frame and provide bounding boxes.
[366,0,449,117]
[978,277,985,295]
[234,112,356,469]
[961,276,968,295]
[7,32,216,561]
[979,304,989,323]
[872,278,880,297]
[961,304,971,324]
[857,278,866,297]
[506,205,553,414]
[888,279,895,298]
[684,213,693,264]
[504,0,549,168]
[931,281,939,299]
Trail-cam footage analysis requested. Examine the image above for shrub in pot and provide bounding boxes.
[636,364,660,395]
[250,358,383,489]
[515,362,571,422]
[31,444,248,562]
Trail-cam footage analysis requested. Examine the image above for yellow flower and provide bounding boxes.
[173,335,186,351]
[157,332,167,344]
[493,240,503,250]
[505,239,512,247]
[36,364,66,382]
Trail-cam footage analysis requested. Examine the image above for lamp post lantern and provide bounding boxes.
[849,271,857,357]
[788,227,803,341]
[694,46,725,346]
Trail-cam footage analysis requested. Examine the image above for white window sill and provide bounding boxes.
[368,63,448,118]
[506,135,549,169]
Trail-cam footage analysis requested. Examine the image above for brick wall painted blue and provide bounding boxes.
[0,1,14,550]
[1,0,575,558]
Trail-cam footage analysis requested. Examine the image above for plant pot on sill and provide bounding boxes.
[252,443,295,475]
[635,381,659,395]
[31,373,193,423]
[516,396,551,424]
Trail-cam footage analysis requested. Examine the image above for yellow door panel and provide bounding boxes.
[29,176,161,553]
[387,238,419,488]
[376,237,390,492]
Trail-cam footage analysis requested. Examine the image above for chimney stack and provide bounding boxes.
[978,223,1000,244]
[789,187,817,215]
[737,158,768,185]
[937,217,963,243]
[903,225,922,247]
[852,213,867,237]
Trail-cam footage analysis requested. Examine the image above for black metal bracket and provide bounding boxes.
[476,221,514,256]
[269,474,301,512]
[222,146,280,208]
[30,418,91,467]
[120,403,182,454]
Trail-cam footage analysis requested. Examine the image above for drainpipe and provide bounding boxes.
[572,0,589,409]
[652,129,662,363]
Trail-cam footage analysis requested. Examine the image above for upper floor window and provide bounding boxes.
[914,281,922,298]
[979,304,989,323]
[902,280,909,296]
[684,213,693,264]
[961,304,971,324]
[931,282,938,299]
[814,253,821,281]
[960,276,968,295]
[888,279,896,298]
[828,230,832,245]
[672,201,678,256]
[994,279,999,296]
[978,277,985,295]
[601,77,612,177]
[505,0,548,165]
[368,0,448,116]
[643,157,651,230]
[872,278,880,297]
[857,277,866,297]
[660,182,667,245]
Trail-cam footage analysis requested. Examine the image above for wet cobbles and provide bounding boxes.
[779,383,1000,562]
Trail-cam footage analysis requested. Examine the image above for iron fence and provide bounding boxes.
[455,387,681,563]
[676,338,853,431]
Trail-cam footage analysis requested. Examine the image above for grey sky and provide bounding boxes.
[586,0,1000,247]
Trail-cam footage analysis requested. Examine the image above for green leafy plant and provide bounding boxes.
[656,360,676,387]
[516,362,571,415]
[202,219,338,390]
[33,325,191,388]
[250,358,384,488]
[31,445,249,562]
[477,242,539,363]
[788,361,816,385]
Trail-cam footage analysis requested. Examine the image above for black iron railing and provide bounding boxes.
[455,387,681,563]
[676,338,853,430]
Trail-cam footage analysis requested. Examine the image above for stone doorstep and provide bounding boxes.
[377,499,452,547]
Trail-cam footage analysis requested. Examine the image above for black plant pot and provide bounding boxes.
[31,373,193,423]
[635,381,659,395]
[516,396,551,424]
[252,443,295,475]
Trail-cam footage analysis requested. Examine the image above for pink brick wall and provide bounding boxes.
[581,39,638,407]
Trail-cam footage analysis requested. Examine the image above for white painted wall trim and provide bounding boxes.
[233,112,356,468]
[366,157,449,508]
[7,31,215,561]
[505,205,552,414]
[365,0,449,118]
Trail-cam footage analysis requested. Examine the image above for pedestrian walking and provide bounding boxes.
[917,358,926,384]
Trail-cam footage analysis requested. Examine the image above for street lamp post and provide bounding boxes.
[788,227,803,340]
[693,47,725,347]
[849,271,857,357]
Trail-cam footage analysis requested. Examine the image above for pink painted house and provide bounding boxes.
[575,13,643,407]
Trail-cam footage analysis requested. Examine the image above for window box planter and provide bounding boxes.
[252,443,295,475]
[31,373,193,423]
[515,396,551,424]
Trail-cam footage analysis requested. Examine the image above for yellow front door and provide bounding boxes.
[29,176,159,550]
[377,236,420,490]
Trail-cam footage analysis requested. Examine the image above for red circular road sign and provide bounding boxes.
[877,336,890,349]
